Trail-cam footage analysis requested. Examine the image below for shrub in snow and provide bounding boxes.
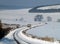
[47,16,52,21]
[57,19,60,22]
[0,20,11,39]
[0,27,11,39]
[40,36,54,42]
[34,15,43,22]
[27,24,31,28]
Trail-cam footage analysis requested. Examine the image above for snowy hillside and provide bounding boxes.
[37,5,60,10]
[0,4,60,44]
[27,22,60,40]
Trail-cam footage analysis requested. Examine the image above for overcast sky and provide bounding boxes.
[0,0,60,9]
[0,0,60,6]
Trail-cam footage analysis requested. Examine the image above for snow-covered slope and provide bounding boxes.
[27,22,60,40]
[37,5,60,10]
[0,4,60,44]
[14,22,60,44]
[0,6,60,24]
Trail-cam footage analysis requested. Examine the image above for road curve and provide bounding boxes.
[13,23,60,44]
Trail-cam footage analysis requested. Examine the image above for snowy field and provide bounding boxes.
[27,22,60,40]
[0,4,60,44]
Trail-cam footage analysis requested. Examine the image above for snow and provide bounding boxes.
[15,22,60,44]
[0,4,60,44]
[27,22,60,40]
[0,7,60,24]
[0,38,16,44]
[37,5,60,10]
[0,30,17,44]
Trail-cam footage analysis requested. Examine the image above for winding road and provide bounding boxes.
[13,22,60,44]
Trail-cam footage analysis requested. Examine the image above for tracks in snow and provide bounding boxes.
[13,22,60,44]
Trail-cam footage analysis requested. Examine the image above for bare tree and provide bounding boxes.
[57,19,60,22]
[47,16,52,21]
[34,15,43,22]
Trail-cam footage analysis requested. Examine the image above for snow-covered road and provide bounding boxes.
[13,22,60,44]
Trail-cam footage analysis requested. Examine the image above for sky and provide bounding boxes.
[0,0,60,9]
